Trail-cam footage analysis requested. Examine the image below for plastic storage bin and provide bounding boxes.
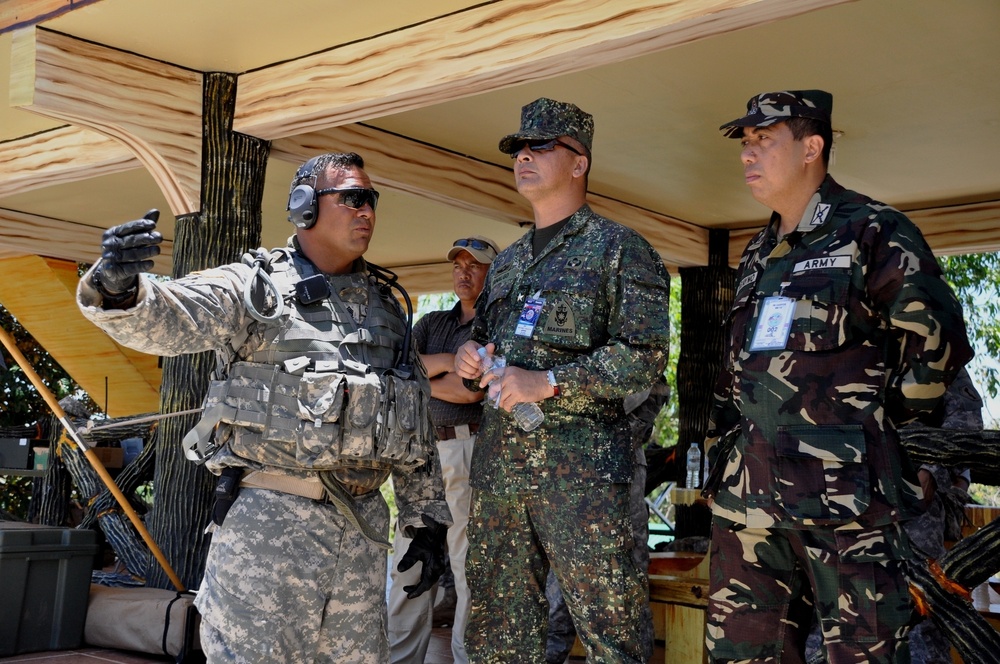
[0,522,98,655]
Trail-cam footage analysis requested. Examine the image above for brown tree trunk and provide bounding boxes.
[677,230,735,466]
[900,426,1000,485]
[674,230,734,538]
[145,72,270,590]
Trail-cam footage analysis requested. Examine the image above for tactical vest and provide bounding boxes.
[183,249,430,493]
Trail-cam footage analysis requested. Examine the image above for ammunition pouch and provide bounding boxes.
[183,361,430,490]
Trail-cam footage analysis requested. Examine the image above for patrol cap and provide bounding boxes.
[498,97,594,155]
[447,236,499,264]
[720,89,833,138]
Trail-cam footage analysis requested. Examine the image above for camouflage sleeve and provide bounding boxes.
[77,261,254,357]
[391,415,451,535]
[391,336,451,534]
[703,368,740,468]
[554,234,671,400]
[865,210,974,423]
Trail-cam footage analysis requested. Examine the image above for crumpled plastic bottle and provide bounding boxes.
[478,347,545,432]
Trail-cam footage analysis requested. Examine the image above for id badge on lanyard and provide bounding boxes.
[515,293,545,338]
[749,296,794,351]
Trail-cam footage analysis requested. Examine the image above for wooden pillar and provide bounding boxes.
[145,72,270,590]
[674,229,734,539]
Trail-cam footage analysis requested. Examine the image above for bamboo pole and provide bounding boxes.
[0,325,186,592]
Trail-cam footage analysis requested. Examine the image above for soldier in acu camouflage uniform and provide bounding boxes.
[77,152,451,664]
[454,98,672,663]
[703,90,974,664]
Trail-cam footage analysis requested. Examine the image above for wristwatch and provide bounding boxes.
[546,370,560,397]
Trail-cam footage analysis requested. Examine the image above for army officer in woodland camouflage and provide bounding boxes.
[455,98,671,662]
[703,90,973,663]
[77,153,450,664]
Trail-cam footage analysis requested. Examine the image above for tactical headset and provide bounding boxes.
[286,156,323,229]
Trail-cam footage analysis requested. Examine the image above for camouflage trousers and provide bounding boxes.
[706,517,914,664]
[546,451,654,663]
[196,487,390,663]
[466,484,646,664]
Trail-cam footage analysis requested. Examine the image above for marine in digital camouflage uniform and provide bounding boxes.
[454,98,671,663]
[545,375,669,663]
[704,90,973,664]
[78,153,450,664]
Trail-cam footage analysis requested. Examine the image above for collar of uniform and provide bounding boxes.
[796,174,841,234]
[524,203,592,258]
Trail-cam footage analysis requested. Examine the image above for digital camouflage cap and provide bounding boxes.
[498,97,594,154]
[720,89,833,138]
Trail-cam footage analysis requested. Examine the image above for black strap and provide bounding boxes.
[162,589,197,659]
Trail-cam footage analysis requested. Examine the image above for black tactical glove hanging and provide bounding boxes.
[93,209,163,304]
[397,514,448,599]
[212,467,244,527]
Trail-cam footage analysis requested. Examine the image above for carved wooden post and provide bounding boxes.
[674,230,735,538]
[145,73,269,590]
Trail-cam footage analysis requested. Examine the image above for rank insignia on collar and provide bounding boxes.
[810,203,831,226]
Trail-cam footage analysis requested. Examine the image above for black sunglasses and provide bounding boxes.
[507,138,584,159]
[453,238,495,253]
[315,187,380,211]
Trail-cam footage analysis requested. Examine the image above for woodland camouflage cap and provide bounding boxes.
[498,97,594,154]
[720,89,833,138]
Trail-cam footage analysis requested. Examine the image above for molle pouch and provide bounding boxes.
[378,376,422,463]
[295,372,346,467]
[340,373,382,459]
[221,364,299,444]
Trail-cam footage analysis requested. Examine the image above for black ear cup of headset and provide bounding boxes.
[287,157,321,229]
[287,184,318,229]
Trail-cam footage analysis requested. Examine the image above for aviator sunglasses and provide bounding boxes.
[507,138,584,159]
[453,238,496,254]
[316,187,380,211]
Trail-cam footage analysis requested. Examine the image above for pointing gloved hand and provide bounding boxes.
[397,514,448,599]
[93,209,163,297]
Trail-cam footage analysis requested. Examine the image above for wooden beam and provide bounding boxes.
[0,0,103,35]
[0,125,139,199]
[0,207,173,274]
[235,0,852,140]
[909,200,1000,257]
[0,255,161,417]
[272,124,708,268]
[9,27,203,215]
[727,199,1000,266]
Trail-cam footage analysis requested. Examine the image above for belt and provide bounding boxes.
[240,470,326,500]
[240,470,390,549]
[435,422,479,441]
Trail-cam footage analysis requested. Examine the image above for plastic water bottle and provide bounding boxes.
[478,348,545,432]
[685,442,702,489]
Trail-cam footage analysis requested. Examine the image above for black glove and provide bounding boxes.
[93,209,163,296]
[397,514,448,599]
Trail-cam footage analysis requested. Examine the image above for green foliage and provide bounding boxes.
[0,304,89,426]
[415,292,457,322]
[939,252,1000,399]
[969,483,1000,507]
[0,303,97,520]
[0,476,32,518]
[650,278,682,448]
